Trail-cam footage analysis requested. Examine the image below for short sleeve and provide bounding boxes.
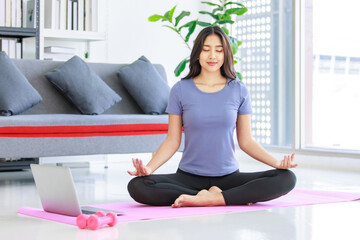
[238,82,253,115]
[165,81,182,115]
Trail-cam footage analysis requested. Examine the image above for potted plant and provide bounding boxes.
[148,0,247,79]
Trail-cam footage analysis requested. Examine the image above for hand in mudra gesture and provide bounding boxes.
[276,153,298,169]
[127,158,152,177]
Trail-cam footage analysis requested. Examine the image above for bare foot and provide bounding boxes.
[208,186,222,194]
[172,188,225,208]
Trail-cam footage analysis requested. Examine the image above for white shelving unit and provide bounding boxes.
[42,29,106,41]
[38,0,106,60]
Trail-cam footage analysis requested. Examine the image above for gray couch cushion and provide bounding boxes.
[11,59,168,115]
[0,51,42,116]
[116,56,170,115]
[45,56,122,115]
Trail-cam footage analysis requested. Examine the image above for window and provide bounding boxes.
[303,0,360,151]
[234,0,359,154]
[233,0,293,147]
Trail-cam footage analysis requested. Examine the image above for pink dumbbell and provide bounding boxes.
[76,211,106,229]
[87,212,118,230]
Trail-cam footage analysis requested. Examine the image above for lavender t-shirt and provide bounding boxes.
[166,78,252,176]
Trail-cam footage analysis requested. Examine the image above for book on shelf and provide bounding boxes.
[72,0,77,30]
[90,0,97,31]
[0,0,4,27]
[0,37,22,59]
[44,45,75,61]
[0,0,5,27]
[77,0,84,31]
[10,0,15,27]
[43,52,74,61]
[55,0,60,29]
[59,0,66,30]
[8,38,16,58]
[45,0,58,29]
[25,0,36,28]
[0,0,99,30]
[22,0,27,27]
[44,0,97,31]
[84,0,97,31]
[40,0,97,31]
[84,0,90,31]
[15,0,21,27]
[0,38,9,55]
[5,0,11,27]
[66,0,71,30]
[0,0,24,27]
[15,40,21,58]
[44,46,76,54]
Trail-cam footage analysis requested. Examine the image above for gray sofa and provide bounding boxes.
[0,59,182,160]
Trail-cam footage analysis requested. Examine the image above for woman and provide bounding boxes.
[127,26,297,207]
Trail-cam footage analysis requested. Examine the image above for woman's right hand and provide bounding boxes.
[127,158,152,177]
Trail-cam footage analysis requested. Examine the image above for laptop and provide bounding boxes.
[30,164,124,217]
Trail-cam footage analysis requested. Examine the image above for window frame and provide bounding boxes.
[293,0,360,157]
[233,0,360,158]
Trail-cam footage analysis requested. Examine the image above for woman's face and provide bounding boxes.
[198,34,225,74]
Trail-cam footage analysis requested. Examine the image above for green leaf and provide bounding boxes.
[163,25,179,33]
[174,58,190,77]
[234,56,242,62]
[221,26,229,35]
[179,20,197,31]
[185,20,197,42]
[224,2,246,8]
[219,14,232,21]
[201,1,221,7]
[175,11,190,26]
[163,12,169,21]
[199,11,220,20]
[197,21,212,27]
[224,7,248,16]
[212,7,224,14]
[229,36,241,46]
[231,43,238,54]
[229,36,242,54]
[148,14,168,22]
[168,5,177,22]
[216,19,235,24]
[236,71,243,81]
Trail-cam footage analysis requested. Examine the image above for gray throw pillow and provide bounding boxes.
[116,56,170,115]
[45,56,122,115]
[0,51,42,116]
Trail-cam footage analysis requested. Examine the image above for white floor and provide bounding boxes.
[0,151,360,240]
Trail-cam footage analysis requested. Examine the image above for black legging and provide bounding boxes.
[127,168,296,206]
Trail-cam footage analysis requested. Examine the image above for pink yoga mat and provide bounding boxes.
[18,188,360,225]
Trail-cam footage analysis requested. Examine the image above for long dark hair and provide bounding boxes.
[182,26,237,81]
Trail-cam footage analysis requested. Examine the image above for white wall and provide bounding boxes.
[22,1,212,86]
[95,0,211,86]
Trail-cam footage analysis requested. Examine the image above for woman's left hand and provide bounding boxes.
[276,153,298,169]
